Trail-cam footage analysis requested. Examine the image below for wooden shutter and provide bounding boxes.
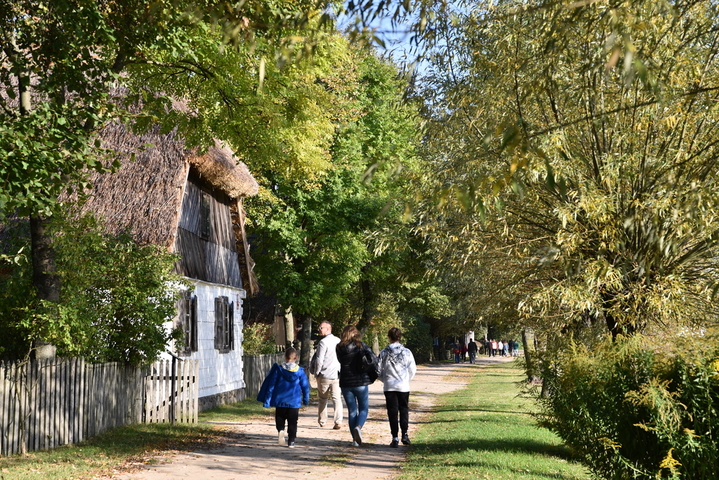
[215,297,223,350]
[190,294,198,352]
[229,301,235,350]
[178,292,188,354]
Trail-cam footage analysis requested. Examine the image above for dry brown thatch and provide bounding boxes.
[78,123,258,250]
[189,140,259,199]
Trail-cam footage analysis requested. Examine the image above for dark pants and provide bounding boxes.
[275,407,299,442]
[384,391,410,438]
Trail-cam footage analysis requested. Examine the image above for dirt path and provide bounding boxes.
[107,356,513,480]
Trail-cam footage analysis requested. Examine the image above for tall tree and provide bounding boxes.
[417,0,719,339]
[0,1,363,356]
[246,48,430,355]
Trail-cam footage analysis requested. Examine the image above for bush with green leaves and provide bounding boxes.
[0,211,185,365]
[535,334,719,479]
[241,322,279,355]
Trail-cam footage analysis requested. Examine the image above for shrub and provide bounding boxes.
[241,322,278,355]
[0,211,184,365]
[535,334,719,479]
[402,315,433,363]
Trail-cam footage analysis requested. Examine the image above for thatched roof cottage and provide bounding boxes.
[84,122,259,409]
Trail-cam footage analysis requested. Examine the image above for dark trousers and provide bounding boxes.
[275,407,299,442]
[384,391,410,438]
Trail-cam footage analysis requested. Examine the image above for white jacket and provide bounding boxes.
[312,333,341,380]
[378,342,416,392]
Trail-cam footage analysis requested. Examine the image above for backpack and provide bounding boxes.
[361,347,378,384]
[309,350,319,375]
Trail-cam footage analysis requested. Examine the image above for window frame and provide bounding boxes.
[214,296,234,353]
[179,290,198,355]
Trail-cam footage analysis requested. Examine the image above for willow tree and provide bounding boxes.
[417,0,719,341]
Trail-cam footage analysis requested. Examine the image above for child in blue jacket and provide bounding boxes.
[257,347,310,448]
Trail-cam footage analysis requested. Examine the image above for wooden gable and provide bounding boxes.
[174,171,243,287]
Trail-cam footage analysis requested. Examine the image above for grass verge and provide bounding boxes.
[399,361,590,480]
[0,399,273,480]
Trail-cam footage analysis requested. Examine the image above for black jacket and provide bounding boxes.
[336,341,376,388]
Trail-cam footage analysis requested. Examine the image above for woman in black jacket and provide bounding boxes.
[336,325,377,446]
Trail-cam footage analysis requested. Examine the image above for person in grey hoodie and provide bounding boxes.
[377,327,417,448]
[311,321,343,429]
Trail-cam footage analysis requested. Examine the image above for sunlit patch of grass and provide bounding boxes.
[400,362,590,480]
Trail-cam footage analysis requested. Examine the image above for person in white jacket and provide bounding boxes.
[311,322,343,429]
[377,327,417,448]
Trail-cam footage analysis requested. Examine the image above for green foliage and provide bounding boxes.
[247,48,429,322]
[0,211,184,365]
[535,334,719,479]
[400,315,432,363]
[416,0,719,340]
[241,322,278,355]
[126,26,362,181]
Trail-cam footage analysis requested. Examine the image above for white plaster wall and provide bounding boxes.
[163,279,246,399]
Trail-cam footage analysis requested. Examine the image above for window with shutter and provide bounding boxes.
[214,296,234,353]
[179,290,198,355]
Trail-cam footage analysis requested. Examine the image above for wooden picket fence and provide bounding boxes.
[0,357,199,456]
[144,358,199,425]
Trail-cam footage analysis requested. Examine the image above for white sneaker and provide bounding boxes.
[352,441,359,447]
[278,430,285,445]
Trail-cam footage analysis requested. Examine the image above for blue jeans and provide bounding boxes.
[341,386,369,431]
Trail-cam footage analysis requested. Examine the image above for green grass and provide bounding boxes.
[0,398,274,480]
[399,362,590,480]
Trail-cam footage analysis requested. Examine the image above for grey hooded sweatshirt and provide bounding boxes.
[377,342,417,392]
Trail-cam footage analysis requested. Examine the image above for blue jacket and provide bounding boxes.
[257,362,310,409]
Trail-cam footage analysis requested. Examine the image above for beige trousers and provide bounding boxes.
[316,376,343,426]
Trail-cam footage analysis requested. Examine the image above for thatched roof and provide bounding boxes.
[78,123,258,249]
[189,140,259,199]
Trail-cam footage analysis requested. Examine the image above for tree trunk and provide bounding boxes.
[283,306,294,350]
[10,47,59,359]
[522,328,540,384]
[300,314,312,368]
[357,275,373,332]
[30,215,60,360]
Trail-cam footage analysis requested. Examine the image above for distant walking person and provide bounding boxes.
[377,327,417,448]
[467,339,478,364]
[337,325,377,446]
[311,321,343,429]
[256,347,310,448]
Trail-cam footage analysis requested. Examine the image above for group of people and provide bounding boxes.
[451,340,479,363]
[257,322,417,449]
[486,338,520,357]
[449,338,522,362]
